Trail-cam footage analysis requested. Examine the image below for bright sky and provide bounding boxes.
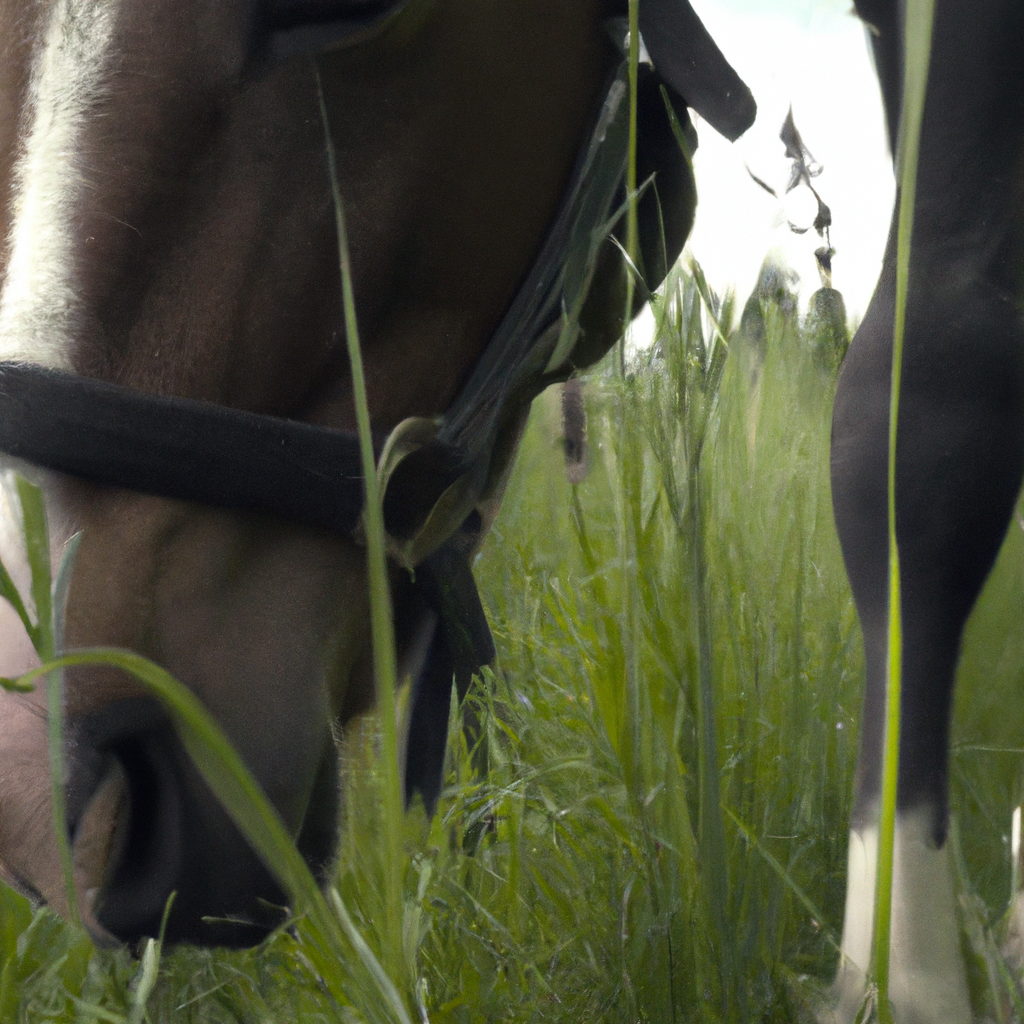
[681,0,895,323]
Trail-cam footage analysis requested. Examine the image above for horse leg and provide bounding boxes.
[829,4,1024,1019]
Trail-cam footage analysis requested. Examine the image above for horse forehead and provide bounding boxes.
[0,0,255,370]
[0,0,609,416]
[0,0,117,370]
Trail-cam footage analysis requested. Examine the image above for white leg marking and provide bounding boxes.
[0,0,116,369]
[828,810,972,1024]
[837,822,878,978]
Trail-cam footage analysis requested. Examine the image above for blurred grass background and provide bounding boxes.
[3,264,1024,1022]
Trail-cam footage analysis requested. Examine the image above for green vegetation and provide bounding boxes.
[2,265,1024,1021]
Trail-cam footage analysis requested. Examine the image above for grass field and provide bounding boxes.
[3,264,1024,1022]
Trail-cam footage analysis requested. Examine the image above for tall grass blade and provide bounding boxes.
[873,2,935,1019]
[0,549,32,648]
[45,667,76,928]
[9,479,79,927]
[316,69,407,993]
[725,806,840,954]
[697,568,733,1007]
[16,476,53,659]
[621,0,641,379]
[689,257,730,355]
[127,939,160,1024]
[52,531,81,655]
[126,894,174,1024]
[688,350,732,1020]
[609,0,642,810]
[331,889,414,1024]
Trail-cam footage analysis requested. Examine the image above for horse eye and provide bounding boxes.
[262,0,402,60]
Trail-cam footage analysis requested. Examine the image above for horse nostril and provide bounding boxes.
[91,733,183,941]
[67,697,293,946]
[68,698,185,942]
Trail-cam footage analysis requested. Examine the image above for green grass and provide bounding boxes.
[3,265,1024,1021]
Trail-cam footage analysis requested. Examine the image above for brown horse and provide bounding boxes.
[0,0,752,948]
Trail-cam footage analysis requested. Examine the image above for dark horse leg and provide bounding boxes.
[830,0,1024,1019]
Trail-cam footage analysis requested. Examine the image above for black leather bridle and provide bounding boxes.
[0,1,754,813]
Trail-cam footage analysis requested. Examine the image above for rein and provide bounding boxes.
[0,6,754,813]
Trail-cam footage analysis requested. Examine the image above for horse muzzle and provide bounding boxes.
[65,696,295,947]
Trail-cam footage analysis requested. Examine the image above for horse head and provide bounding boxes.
[0,0,752,945]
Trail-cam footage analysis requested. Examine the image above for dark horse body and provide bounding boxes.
[830,2,1024,1020]
[0,0,1020,1020]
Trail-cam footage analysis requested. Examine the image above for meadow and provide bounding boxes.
[3,263,1024,1022]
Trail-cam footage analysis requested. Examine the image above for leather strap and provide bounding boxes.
[0,361,370,535]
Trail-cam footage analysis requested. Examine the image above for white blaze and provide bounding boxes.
[0,0,116,369]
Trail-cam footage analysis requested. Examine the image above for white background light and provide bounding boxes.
[685,0,895,323]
